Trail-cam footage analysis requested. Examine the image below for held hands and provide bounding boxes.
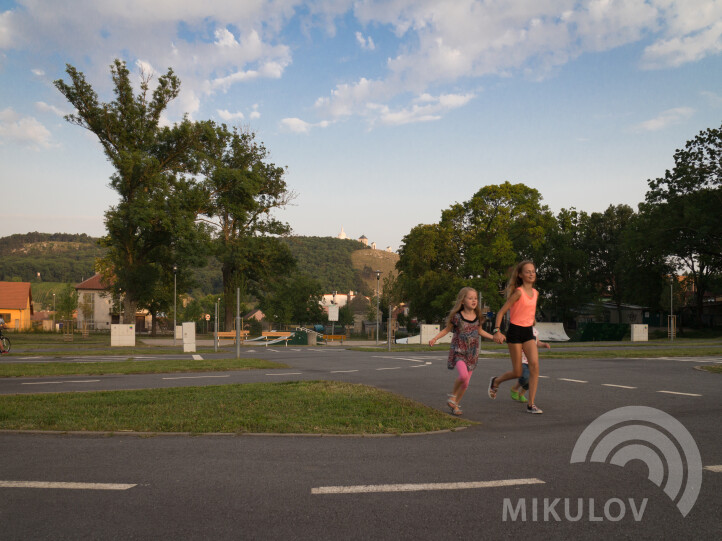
[493,332,506,344]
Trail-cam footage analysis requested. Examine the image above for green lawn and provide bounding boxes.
[0,358,287,378]
[0,381,473,434]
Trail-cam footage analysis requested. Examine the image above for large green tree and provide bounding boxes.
[643,121,722,324]
[55,60,208,323]
[199,123,295,330]
[536,208,594,327]
[395,182,554,323]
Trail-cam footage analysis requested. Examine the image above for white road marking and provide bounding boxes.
[312,478,545,495]
[192,355,203,360]
[538,375,549,378]
[558,378,588,383]
[22,381,65,385]
[602,384,637,389]
[410,363,431,368]
[266,372,302,376]
[66,380,101,383]
[373,356,425,363]
[0,481,136,490]
[330,370,358,374]
[704,465,722,472]
[162,375,230,380]
[376,367,401,371]
[657,390,702,397]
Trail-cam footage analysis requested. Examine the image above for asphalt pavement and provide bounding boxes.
[1,346,720,539]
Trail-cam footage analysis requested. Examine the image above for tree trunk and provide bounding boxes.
[122,297,137,325]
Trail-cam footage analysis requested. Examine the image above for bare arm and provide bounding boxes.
[493,290,521,343]
[429,321,453,347]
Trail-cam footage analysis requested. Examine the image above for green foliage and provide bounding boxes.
[259,273,325,326]
[0,233,102,282]
[396,182,553,323]
[643,121,722,325]
[199,123,294,329]
[55,284,78,320]
[283,236,367,293]
[55,60,209,323]
[575,322,629,342]
[536,208,594,326]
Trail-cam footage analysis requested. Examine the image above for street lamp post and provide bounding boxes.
[375,270,382,345]
[173,265,177,346]
[52,293,56,332]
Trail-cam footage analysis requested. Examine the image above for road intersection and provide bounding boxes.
[1,347,720,539]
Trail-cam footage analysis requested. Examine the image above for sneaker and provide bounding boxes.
[510,389,519,401]
[518,393,528,404]
[488,377,497,399]
[526,404,543,414]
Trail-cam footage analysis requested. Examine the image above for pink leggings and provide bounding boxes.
[455,361,472,390]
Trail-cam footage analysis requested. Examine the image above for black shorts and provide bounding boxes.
[506,323,534,344]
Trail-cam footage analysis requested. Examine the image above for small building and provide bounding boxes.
[75,274,115,331]
[359,235,368,246]
[0,281,34,330]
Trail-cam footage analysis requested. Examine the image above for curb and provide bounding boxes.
[0,426,470,438]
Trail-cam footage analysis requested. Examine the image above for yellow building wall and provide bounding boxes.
[1,301,32,331]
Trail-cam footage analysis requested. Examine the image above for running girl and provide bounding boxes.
[490,261,544,414]
[429,287,495,416]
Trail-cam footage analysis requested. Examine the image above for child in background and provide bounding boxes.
[510,327,550,403]
[430,287,495,416]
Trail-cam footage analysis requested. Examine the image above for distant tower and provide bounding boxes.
[338,227,348,240]
[359,235,368,246]
[371,242,376,250]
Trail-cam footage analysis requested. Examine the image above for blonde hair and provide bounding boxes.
[447,287,483,325]
[505,260,535,298]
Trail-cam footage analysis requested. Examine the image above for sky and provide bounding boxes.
[1,1,721,252]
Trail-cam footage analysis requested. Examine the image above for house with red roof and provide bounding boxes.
[75,273,116,331]
[0,281,34,331]
[75,274,152,332]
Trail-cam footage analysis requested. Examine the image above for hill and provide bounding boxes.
[0,233,398,300]
[282,236,398,295]
[0,232,103,283]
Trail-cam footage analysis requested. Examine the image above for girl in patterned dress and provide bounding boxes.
[429,287,495,416]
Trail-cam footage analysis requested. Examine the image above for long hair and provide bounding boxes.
[447,286,483,325]
[505,260,535,298]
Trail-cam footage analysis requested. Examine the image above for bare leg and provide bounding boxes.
[494,343,523,387]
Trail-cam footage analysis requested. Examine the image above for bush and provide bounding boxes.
[575,322,629,341]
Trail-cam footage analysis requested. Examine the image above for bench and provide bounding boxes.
[323,334,346,344]
[261,331,293,347]
[215,330,250,343]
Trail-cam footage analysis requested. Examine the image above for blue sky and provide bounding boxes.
[1,1,721,251]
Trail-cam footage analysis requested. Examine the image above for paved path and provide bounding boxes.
[1,348,721,539]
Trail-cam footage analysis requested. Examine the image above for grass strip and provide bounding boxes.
[0,358,287,378]
[699,366,722,374]
[353,345,722,358]
[0,381,473,434]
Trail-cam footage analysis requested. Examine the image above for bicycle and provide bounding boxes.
[0,328,10,353]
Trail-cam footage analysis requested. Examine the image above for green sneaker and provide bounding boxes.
[510,389,519,401]
[518,393,528,403]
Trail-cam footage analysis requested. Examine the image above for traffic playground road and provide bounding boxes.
[1,347,721,539]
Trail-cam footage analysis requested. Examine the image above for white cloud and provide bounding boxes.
[0,108,54,148]
[632,107,695,132]
[355,31,376,50]
[35,101,68,117]
[217,109,244,121]
[377,92,475,126]
[250,104,261,119]
[31,68,45,76]
[280,117,331,134]
[701,90,722,106]
[641,20,722,68]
